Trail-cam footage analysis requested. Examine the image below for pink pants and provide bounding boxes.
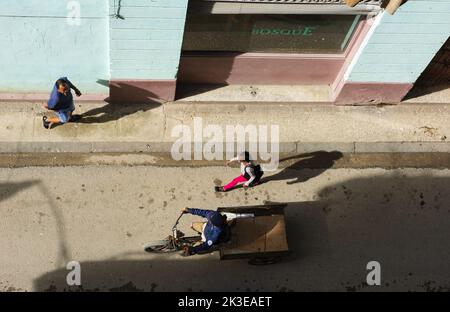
[223,175,248,191]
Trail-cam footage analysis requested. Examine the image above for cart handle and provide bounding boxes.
[172,211,185,231]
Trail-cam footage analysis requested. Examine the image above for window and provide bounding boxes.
[182,13,361,54]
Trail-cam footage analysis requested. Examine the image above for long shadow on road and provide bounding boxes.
[1,180,72,269]
[32,174,450,292]
[33,200,329,292]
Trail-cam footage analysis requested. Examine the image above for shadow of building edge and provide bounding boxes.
[0,180,72,269]
[402,36,450,101]
[31,174,450,292]
[175,2,244,101]
[175,52,240,100]
[96,78,167,104]
[74,80,163,124]
[0,180,41,203]
[31,200,327,292]
[108,81,166,105]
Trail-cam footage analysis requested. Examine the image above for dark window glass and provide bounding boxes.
[182,13,361,54]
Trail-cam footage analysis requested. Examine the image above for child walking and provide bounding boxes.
[215,151,263,192]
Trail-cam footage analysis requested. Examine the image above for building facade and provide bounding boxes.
[0,0,449,104]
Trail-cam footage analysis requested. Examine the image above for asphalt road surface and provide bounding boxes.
[1,156,449,292]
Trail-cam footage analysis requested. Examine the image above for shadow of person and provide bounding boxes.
[262,151,343,185]
[75,81,163,124]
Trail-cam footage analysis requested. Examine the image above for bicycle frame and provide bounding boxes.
[144,210,201,253]
[172,212,185,239]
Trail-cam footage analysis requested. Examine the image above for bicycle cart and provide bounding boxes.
[218,204,290,265]
[143,204,290,265]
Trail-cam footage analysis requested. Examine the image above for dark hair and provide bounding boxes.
[210,212,227,227]
[56,79,68,89]
[243,151,250,162]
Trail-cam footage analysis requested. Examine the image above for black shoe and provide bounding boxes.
[253,180,262,186]
[215,186,225,192]
[42,116,50,129]
[69,114,82,122]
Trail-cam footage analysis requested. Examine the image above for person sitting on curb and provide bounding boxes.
[43,77,82,129]
[215,151,264,192]
[181,207,229,256]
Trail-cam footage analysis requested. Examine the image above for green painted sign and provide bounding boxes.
[252,26,317,36]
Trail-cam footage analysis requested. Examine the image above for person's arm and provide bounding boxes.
[187,231,221,255]
[46,85,59,110]
[226,156,239,166]
[244,166,256,187]
[188,241,211,255]
[185,208,213,218]
[61,77,82,97]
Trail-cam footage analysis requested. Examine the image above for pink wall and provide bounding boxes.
[178,53,345,85]
[178,18,371,90]
[331,17,414,104]
[334,82,413,105]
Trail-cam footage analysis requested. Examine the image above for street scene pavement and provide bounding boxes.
[1,101,449,154]
[1,0,450,300]
[1,97,450,293]
[1,156,449,292]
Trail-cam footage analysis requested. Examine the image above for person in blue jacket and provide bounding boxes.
[43,77,82,129]
[181,207,228,256]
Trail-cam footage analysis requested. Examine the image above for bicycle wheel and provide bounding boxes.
[143,239,177,253]
[248,256,281,266]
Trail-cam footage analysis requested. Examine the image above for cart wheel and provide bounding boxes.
[248,256,280,265]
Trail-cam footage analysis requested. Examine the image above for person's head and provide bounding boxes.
[56,79,69,94]
[238,151,251,164]
[209,211,227,227]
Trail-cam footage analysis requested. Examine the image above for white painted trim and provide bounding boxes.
[193,3,382,15]
[343,10,384,82]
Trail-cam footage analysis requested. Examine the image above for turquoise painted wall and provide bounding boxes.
[348,0,450,83]
[0,0,110,94]
[1,0,448,93]
[109,0,188,80]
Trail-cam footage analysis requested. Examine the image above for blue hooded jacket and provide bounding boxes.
[47,77,74,111]
[187,208,226,254]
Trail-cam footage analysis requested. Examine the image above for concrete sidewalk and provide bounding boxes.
[0,101,449,154]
